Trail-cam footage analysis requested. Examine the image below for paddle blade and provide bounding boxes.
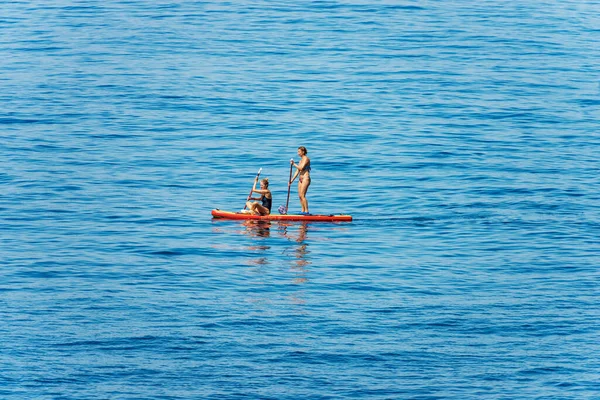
[278,205,287,215]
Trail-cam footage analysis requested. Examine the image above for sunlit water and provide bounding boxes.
[2,1,600,398]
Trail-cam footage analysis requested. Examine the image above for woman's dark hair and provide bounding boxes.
[298,146,308,155]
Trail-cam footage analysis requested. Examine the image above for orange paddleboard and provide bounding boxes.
[211,209,352,222]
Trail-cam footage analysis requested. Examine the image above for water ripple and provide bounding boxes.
[1,0,600,399]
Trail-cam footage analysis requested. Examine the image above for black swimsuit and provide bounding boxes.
[261,194,272,212]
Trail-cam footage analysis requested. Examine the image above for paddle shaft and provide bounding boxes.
[284,163,293,212]
[243,168,262,209]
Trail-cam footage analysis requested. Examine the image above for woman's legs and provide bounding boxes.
[255,203,269,215]
[298,176,311,213]
[246,201,270,215]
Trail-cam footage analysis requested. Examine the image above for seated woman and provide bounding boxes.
[245,177,272,215]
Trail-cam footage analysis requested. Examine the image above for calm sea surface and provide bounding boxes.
[2,1,600,399]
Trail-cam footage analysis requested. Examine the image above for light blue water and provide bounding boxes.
[2,1,600,399]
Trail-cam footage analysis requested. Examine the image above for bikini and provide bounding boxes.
[299,164,311,184]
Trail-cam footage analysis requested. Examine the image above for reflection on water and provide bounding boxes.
[242,220,272,239]
[240,221,272,267]
[278,222,308,243]
[279,222,311,285]
[221,220,312,286]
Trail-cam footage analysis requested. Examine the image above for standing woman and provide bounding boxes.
[289,146,311,215]
[246,178,272,215]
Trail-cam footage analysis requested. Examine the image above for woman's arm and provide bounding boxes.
[297,156,308,171]
[290,169,299,184]
[290,157,307,184]
[292,157,308,172]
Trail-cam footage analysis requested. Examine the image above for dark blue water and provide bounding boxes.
[2,1,600,399]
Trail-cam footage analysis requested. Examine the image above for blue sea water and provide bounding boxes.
[2,1,600,398]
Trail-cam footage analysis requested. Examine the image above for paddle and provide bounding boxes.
[278,160,294,214]
[243,168,262,210]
